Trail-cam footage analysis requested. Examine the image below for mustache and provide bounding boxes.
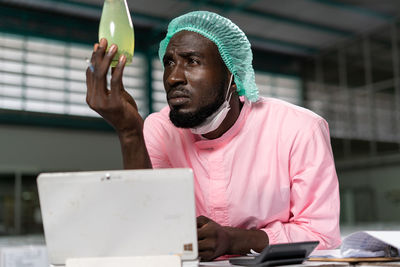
[167,88,191,100]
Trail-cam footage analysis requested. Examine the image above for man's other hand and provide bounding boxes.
[197,215,230,261]
[86,38,144,135]
[196,215,269,262]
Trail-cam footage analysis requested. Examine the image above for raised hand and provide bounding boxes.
[86,38,152,169]
[86,38,143,135]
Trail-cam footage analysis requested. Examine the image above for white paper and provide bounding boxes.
[66,255,181,267]
[309,249,342,258]
[363,231,400,249]
[308,231,400,259]
[340,231,400,258]
[183,259,200,267]
[199,260,231,266]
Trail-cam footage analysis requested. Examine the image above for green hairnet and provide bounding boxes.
[159,11,259,102]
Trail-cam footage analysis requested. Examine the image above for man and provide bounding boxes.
[86,11,341,261]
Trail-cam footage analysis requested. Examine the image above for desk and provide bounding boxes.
[198,260,400,266]
[1,235,400,267]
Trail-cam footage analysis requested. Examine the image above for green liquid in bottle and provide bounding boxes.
[99,0,135,67]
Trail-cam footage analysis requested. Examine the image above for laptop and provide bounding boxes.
[37,168,198,266]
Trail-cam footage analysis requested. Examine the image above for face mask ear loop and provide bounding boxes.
[225,74,234,103]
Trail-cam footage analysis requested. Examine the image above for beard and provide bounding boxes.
[169,83,226,129]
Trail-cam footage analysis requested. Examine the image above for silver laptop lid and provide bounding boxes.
[37,168,198,265]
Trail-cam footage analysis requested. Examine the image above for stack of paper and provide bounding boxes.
[340,231,400,258]
[310,231,400,260]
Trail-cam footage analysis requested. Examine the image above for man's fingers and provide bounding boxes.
[197,222,218,241]
[198,250,215,262]
[91,43,99,64]
[86,42,99,99]
[197,225,208,240]
[86,67,94,103]
[197,215,210,228]
[99,43,117,73]
[88,43,99,72]
[197,216,213,240]
[93,38,107,72]
[90,39,115,99]
[110,55,126,95]
[198,239,216,251]
[86,42,98,103]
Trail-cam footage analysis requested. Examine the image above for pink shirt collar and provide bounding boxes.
[188,98,252,149]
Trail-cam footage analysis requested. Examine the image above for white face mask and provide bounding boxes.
[190,74,234,135]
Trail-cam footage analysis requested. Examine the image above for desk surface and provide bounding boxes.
[1,236,400,267]
[198,260,400,266]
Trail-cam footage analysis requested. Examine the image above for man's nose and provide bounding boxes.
[166,63,186,87]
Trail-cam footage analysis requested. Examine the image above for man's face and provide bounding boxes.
[163,31,229,128]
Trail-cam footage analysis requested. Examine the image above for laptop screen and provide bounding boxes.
[37,168,198,265]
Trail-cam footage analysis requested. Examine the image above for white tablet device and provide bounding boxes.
[37,168,198,266]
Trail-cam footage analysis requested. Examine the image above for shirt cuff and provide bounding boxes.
[261,227,279,245]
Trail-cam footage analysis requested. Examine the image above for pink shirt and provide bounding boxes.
[143,97,341,249]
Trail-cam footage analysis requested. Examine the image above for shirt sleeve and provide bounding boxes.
[261,119,341,249]
[143,114,172,168]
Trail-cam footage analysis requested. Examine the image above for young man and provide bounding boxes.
[86,11,341,261]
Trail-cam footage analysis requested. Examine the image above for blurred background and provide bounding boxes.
[0,0,399,239]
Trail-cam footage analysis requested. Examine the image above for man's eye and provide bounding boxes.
[163,60,174,67]
[189,58,199,65]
